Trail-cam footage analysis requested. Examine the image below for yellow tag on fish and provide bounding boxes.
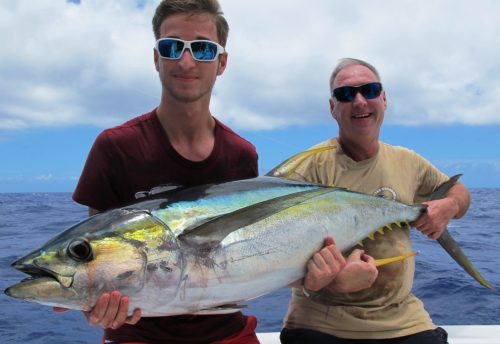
[374,251,417,267]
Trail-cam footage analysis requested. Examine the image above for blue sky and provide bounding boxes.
[1,0,499,192]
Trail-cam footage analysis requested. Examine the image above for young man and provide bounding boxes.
[65,1,258,342]
[58,1,367,343]
[281,58,470,344]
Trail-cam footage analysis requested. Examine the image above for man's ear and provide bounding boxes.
[381,90,388,110]
[329,97,338,121]
[217,52,228,76]
[154,48,160,72]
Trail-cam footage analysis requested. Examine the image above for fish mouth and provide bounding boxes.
[5,272,79,306]
[17,267,58,284]
[12,260,73,288]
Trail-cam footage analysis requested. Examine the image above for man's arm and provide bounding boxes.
[412,183,470,239]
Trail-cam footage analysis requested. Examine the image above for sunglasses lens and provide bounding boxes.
[191,41,218,61]
[333,87,356,102]
[361,83,382,99]
[333,83,382,102]
[157,39,184,59]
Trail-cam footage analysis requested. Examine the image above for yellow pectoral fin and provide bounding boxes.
[374,252,418,267]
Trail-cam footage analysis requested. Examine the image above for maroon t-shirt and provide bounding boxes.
[73,109,258,343]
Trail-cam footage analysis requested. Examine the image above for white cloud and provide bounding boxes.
[1,0,500,131]
[35,173,53,181]
[0,0,160,130]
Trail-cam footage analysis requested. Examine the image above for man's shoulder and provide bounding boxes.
[109,110,155,131]
[98,110,156,142]
[215,118,256,151]
[380,141,420,158]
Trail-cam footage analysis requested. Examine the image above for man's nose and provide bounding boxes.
[177,49,197,68]
[352,91,368,105]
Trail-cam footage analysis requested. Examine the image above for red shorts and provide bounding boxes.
[102,315,259,344]
[212,315,259,344]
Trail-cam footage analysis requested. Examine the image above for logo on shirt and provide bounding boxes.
[373,186,397,201]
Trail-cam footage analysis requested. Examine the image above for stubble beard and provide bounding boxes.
[164,78,214,104]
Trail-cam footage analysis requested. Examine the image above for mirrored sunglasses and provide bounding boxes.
[155,38,225,62]
[333,82,383,102]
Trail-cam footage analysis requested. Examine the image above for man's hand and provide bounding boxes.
[303,236,346,292]
[412,198,458,240]
[329,249,378,293]
[53,291,141,329]
[412,182,470,240]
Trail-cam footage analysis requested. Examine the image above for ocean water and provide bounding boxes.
[0,190,499,343]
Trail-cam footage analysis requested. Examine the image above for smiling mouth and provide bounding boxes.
[174,74,197,80]
[353,113,371,119]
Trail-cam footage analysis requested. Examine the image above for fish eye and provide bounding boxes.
[67,239,93,262]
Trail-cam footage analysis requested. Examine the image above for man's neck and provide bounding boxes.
[156,101,216,161]
[337,136,379,162]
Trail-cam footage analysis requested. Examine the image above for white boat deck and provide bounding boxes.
[256,325,500,343]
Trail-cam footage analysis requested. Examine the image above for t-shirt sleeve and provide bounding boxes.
[413,152,450,203]
[72,131,121,211]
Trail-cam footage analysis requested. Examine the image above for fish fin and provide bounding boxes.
[266,146,336,178]
[425,174,462,201]
[422,174,494,290]
[438,229,494,290]
[135,183,184,199]
[375,252,418,267]
[178,187,336,250]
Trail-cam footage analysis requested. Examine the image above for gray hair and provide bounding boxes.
[329,58,381,94]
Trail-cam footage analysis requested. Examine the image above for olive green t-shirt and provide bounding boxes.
[283,138,449,339]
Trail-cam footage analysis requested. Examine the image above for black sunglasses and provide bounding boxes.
[332,82,383,102]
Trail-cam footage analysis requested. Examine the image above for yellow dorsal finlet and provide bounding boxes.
[361,220,410,245]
